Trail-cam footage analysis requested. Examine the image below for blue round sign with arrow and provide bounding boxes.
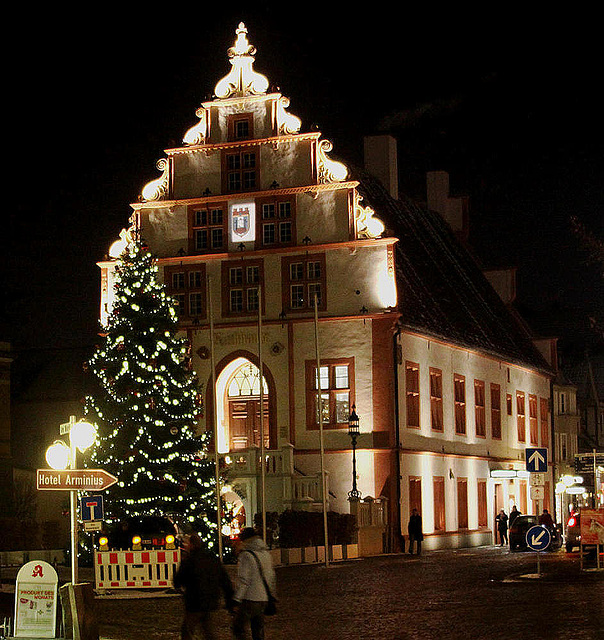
[526,524,551,551]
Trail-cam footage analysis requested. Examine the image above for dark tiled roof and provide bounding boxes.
[354,168,553,374]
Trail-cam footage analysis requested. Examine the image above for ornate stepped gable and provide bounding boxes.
[136,23,385,242]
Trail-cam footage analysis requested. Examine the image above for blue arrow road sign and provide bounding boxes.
[525,447,548,472]
[80,495,104,521]
[525,524,551,551]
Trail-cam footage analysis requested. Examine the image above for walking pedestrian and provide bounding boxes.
[407,508,424,555]
[232,527,277,640]
[174,533,234,640]
[495,509,508,546]
[509,505,521,528]
[538,508,554,529]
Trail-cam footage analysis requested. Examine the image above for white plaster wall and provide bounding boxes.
[173,153,222,200]
[325,246,394,316]
[398,332,551,461]
[141,205,189,257]
[294,451,377,514]
[299,190,349,245]
[259,140,313,190]
[292,318,373,451]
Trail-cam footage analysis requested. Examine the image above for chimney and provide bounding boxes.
[426,171,469,242]
[483,268,517,305]
[364,135,398,199]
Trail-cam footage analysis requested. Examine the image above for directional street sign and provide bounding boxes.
[525,447,548,473]
[80,495,104,521]
[37,469,118,491]
[529,473,545,486]
[526,524,551,551]
[574,453,604,474]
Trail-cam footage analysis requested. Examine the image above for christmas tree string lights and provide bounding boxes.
[84,241,218,548]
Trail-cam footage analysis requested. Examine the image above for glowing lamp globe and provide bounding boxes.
[46,441,71,470]
[70,420,97,452]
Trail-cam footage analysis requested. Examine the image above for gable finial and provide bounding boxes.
[214,23,269,98]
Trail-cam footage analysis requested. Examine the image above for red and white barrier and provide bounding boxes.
[95,549,181,589]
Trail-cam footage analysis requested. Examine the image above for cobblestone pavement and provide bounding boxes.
[2,546,603,639]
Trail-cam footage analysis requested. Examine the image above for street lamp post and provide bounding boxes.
[45,416,97,585]
[348,405,361,501]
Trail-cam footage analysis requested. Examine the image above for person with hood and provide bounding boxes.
[495,509,508,546]
[232,527,277,640]
[173,532,234,640]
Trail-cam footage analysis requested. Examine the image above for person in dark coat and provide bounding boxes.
[173,533,234,640]
[539,508,554,529]
[508,505,521,528]
[495,509,508,546]
[407,509,424,555]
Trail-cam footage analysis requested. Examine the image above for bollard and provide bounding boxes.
[59,583,99,640]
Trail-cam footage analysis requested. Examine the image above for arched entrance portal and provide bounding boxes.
[215,356,274,453]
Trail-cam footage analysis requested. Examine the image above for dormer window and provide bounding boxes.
[228,113,254,141]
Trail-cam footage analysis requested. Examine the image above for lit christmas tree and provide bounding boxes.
[84,240,218,548]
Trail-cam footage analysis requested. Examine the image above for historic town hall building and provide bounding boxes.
[100,24,554,551]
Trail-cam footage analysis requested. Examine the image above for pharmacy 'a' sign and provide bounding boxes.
[14,561,58,638]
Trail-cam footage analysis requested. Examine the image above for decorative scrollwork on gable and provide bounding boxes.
[317,139,348,184]
[141,158,170,202]
[276,96,301,135]
[354,191,385,238]
[183,107,208,146]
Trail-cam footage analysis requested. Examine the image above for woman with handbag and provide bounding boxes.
[232,527,277,640]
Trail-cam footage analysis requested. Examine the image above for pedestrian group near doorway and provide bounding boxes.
[174,527,277,640]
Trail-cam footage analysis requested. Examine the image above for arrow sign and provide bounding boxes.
[525,447,548,473]
[36,469,118,491]
[526,524,551,551]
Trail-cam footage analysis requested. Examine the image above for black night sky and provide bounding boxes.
[3,5,603,366]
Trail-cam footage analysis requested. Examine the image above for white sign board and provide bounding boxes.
[14,561,58,638]
[530,486,545,500]
[530,473,545,486]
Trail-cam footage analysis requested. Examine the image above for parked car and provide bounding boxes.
[99,515,180,551]
[509,515,561,551]
[509,515,539,550]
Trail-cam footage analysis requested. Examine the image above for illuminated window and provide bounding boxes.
[477,480,488,527]
[540,397,549,446]
[258,197,295,248]
[516,391,526,442]
[282,253,326,312]
[188,204,226,254]
[454,374,466,435]
[227,113,253,141]
[433,476,445,531]
[490,383,501,439]
[305,358,354,429]
[405,362,420,429]
[163,264,206,319]
[221,259,264,317]
[409,476,422,515]
[529,394,538,445]
[474,379,486,437]
[430,368,443,431]
[224,148,258,192]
